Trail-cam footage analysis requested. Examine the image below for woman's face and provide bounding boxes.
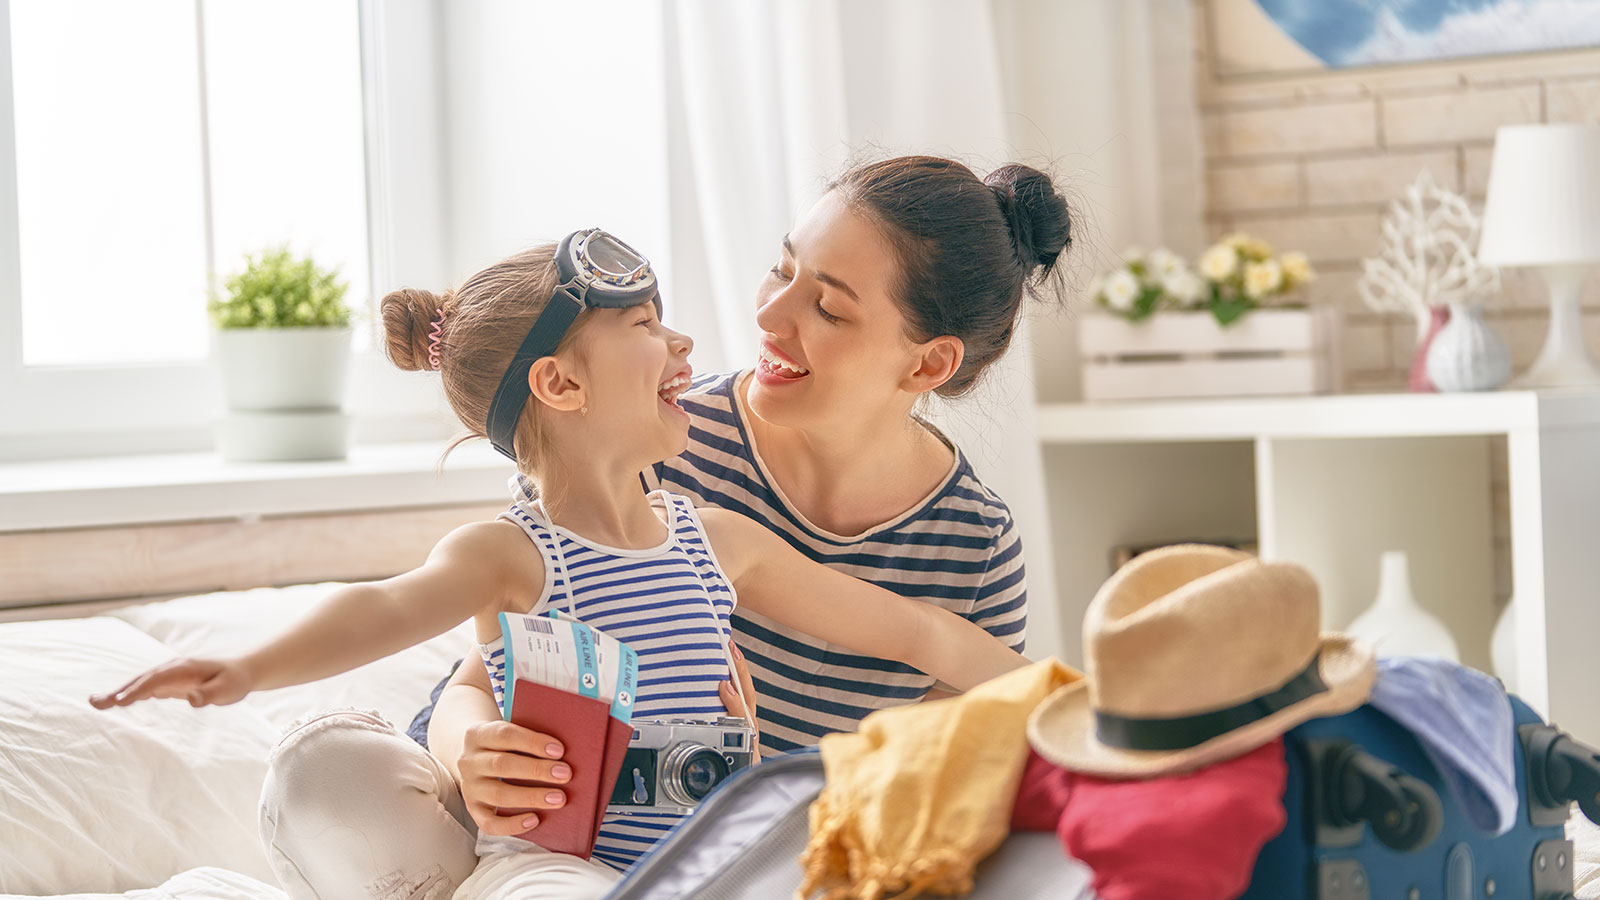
[748,191,926,433]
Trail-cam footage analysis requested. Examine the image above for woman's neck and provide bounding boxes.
[738,372,954,536]
[534,459,666,549]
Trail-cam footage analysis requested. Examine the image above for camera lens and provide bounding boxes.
[660,742,731,807]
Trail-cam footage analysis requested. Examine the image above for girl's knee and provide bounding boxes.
[263,710,428,819]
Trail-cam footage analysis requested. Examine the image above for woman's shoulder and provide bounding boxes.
[912,423,1016,534]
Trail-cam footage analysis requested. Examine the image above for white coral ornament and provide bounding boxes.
[1357,169,1500,341]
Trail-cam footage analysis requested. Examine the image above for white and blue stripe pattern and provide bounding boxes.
[636,369,1028,755]
[481,641,506,711]
[487,490,738,873]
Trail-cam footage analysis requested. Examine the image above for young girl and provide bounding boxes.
[91,229,1028,894]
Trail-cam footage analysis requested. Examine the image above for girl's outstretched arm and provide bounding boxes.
[91,520,529,709]
[697,508,1028,692]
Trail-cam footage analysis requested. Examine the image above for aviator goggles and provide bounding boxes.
[485,228,662,461]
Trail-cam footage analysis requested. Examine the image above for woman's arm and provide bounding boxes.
[92,521,521,709]
[698,508,1028,691]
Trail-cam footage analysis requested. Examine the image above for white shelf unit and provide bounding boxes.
[1036,389,1600,743]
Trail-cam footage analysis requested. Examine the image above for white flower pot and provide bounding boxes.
[215,409,351,462]
[215,327,352,410]
[213,327,352,461]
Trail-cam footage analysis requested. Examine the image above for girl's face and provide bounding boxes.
[574,302,695,466]
[748,191,927,432]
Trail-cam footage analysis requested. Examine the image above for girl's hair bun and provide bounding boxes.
[380,287,448,372]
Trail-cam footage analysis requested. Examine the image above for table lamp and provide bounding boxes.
[1477,123,1600,388]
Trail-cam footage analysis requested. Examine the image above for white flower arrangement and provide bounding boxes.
[1088,234,1316,326]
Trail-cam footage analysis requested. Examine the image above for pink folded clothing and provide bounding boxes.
[1011,739,1289,900]
[1010,748,1072,832]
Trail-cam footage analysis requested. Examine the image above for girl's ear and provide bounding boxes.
[528,355,587,413]
[901,335,964,394]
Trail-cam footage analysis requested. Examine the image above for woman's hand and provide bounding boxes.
[717,642,762,763]
[89,657,254,709]
[456,719,576,836]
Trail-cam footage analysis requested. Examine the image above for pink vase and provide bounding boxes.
[1408,305,1451,393]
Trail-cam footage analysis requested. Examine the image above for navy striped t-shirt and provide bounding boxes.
[638,370,1027,754]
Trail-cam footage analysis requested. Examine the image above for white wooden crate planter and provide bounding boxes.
[1079,308,1338,401]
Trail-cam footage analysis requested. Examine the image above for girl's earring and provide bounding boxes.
[580,406,589,416]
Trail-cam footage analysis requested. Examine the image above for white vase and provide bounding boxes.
[1425,302,1511,392]
[213,327,352,461]
[1491,596,1517,691]
[1345,551,1460,661]
[215,326,352,409]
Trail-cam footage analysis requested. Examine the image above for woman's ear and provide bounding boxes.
[902,336,964,394]
[528,356,587,413]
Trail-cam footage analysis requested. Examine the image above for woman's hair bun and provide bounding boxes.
[380,287,447,372]
[985,164,1072,277]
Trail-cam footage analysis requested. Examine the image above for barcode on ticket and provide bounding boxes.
[523,618,554,634]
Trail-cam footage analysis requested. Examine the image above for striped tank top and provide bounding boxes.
[482,489,739,872]
[639,370,1027,753]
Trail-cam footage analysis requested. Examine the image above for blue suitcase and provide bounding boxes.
[1244,695,1600,900]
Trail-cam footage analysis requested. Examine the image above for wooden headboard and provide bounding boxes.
[0,503,502,622]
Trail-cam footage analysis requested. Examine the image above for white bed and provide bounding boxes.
[4,582,1600,899]
[0,583,474,899]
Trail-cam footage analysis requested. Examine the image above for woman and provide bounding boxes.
[260,155,1074,900]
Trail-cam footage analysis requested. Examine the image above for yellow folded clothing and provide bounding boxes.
[797,659,1083,900]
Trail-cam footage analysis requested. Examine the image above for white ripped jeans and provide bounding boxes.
[258,710,620,900]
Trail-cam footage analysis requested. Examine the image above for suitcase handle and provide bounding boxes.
[1524,725,1600,825]
[1322,743,1443,853]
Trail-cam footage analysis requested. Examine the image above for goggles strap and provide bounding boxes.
[485,288,584,461]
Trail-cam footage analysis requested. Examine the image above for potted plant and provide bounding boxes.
[209,246,353,461]
[1079,235,1334,401]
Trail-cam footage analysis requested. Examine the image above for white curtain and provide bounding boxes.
[664,0,1065,661]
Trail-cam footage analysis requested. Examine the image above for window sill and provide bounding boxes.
[0,440,517,532]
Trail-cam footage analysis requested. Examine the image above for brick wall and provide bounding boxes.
[1194,13,1600,393]
[1192,11,1600,614]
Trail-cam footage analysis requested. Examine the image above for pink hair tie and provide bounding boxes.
[427,307,447,370]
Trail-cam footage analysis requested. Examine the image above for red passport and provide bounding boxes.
[500,678,635,858]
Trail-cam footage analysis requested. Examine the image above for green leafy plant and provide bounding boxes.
[209,246,350,329]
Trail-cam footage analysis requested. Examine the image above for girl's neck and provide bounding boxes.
[738,372,954,536]
[534,461,666,549]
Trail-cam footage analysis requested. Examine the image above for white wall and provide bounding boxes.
[990,0,1203,403]
[434,2,673,291]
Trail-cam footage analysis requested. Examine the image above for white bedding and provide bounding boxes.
[0,583,473,898]
[8,867,286,900]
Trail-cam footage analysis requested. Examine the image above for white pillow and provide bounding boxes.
[0,618,280,895]
[110,582,477,732]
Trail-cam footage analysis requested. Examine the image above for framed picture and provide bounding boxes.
[1208,0,1600,79]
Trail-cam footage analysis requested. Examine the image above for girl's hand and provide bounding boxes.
[89,657,254,709]
[457,719,575,836]
[717,642,761,763]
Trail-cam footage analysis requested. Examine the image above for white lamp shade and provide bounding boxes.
[1477,123,1600,267]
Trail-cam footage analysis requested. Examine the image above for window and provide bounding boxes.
[0,0,431,458]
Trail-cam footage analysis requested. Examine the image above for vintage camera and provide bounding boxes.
[607,716,757,815]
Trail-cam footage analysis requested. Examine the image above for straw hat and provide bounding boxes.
[1028,544,1375,779]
